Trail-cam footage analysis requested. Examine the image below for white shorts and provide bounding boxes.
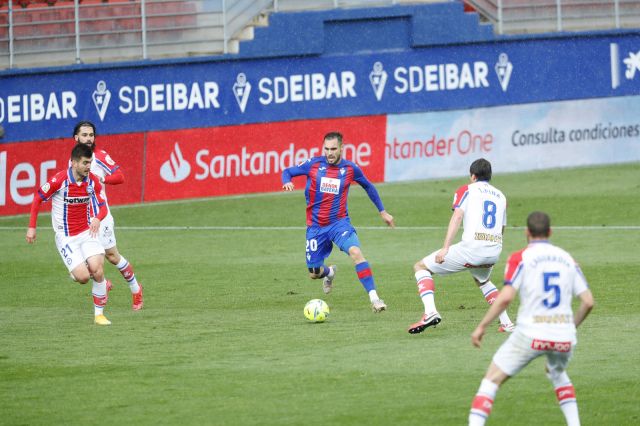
[422,241,501,282]
[98,213,117,250]
[492,330,574,377]
[55,230,105,272]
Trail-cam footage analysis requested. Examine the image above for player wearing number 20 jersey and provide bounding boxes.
[281,132,395,313]
[408,158,514,334]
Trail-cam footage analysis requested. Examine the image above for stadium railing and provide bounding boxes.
[0,0,274,69]
[465,0,640,34]
[0,0,452,69]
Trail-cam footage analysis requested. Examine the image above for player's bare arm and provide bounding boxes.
[436,208,464,263]
[574,289,594,327]
[380,210,395,228]
[471,286,516,348]
[282,182,295,191]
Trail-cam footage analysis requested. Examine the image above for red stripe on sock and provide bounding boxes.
[555,385,576,402]
[417,277,434,294]
[357,268,372,279]
[93,295,107,307]
[471,395,494,416]
[119,264,135,281]
[484,290,498,305]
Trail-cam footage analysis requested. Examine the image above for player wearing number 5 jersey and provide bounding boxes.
[408,158,515,334]
[282,132,395,313]
[468,212,594,426]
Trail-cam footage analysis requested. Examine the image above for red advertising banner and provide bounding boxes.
[0,134,144,216]
[144,116,387,202]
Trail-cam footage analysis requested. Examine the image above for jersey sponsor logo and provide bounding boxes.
[531,339,572,353]
[495,53,513,92]
[105,154,115,166]
[233,73,252,113]
[41,182,50,193]
[533,314,573,324]
[160,142,191,183]
[92,80,111,121]
[369,61,388,101]
[65,196,90,204]
[474,232,502,243]
[319,177,340,194]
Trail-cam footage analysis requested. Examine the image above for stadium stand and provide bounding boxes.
[1,0,637,70]
[466,0,640,34]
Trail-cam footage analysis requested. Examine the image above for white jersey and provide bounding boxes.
[504,241,589,342]
[70,148,120,215]
[452,181,506,248]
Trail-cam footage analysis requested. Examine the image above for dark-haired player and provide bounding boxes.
[408,158,514,334]
[27,143,112,325]
[468,211,594,426]
[73,121,143,310]
[282,131,394,312]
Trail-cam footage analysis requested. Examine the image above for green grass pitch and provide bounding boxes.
[1,163,639,425]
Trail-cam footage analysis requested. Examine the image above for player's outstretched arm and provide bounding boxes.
[471,286,516,348]
[26,194,43,244]
[380,210,395,228]
[574,289,594,328]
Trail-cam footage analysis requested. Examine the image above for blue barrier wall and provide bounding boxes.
[1,2,639,143]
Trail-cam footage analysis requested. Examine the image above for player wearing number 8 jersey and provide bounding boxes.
[282,132,395,312]
[408,158,515,334]
[468,212,594,426]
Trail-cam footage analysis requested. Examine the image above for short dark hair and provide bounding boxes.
[470,158,492,181]
[73,121,96,137]
[71,143,93,161]
[323,131,343,145]
[527,211,551,238]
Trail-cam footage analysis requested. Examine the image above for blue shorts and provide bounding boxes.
[305,218,360,268]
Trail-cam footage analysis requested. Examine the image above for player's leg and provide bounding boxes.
[469,332,537,425]
[468,362,509,426]
[546,351,580,426]
[332,223,385,312]
[346,245,386,312]
[472,272,515,332]
[407,244,468,333]
[305,227,334,280]
[82,233,111,325]
[100,215,143,310]
[55,233,91,284]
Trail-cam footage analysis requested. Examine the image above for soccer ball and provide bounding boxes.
[304,299,330,322]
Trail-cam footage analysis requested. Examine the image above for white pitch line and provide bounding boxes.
[2,226,639,231]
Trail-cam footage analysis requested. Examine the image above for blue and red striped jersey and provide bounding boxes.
[282,157,384,227]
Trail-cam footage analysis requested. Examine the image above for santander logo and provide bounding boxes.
[160,143,191,183]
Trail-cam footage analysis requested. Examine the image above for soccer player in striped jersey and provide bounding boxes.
[73,121,143,310]
[26,143,113,325]
[468,211,594,426]
[408,158,514,334]
[282,131,395,312]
